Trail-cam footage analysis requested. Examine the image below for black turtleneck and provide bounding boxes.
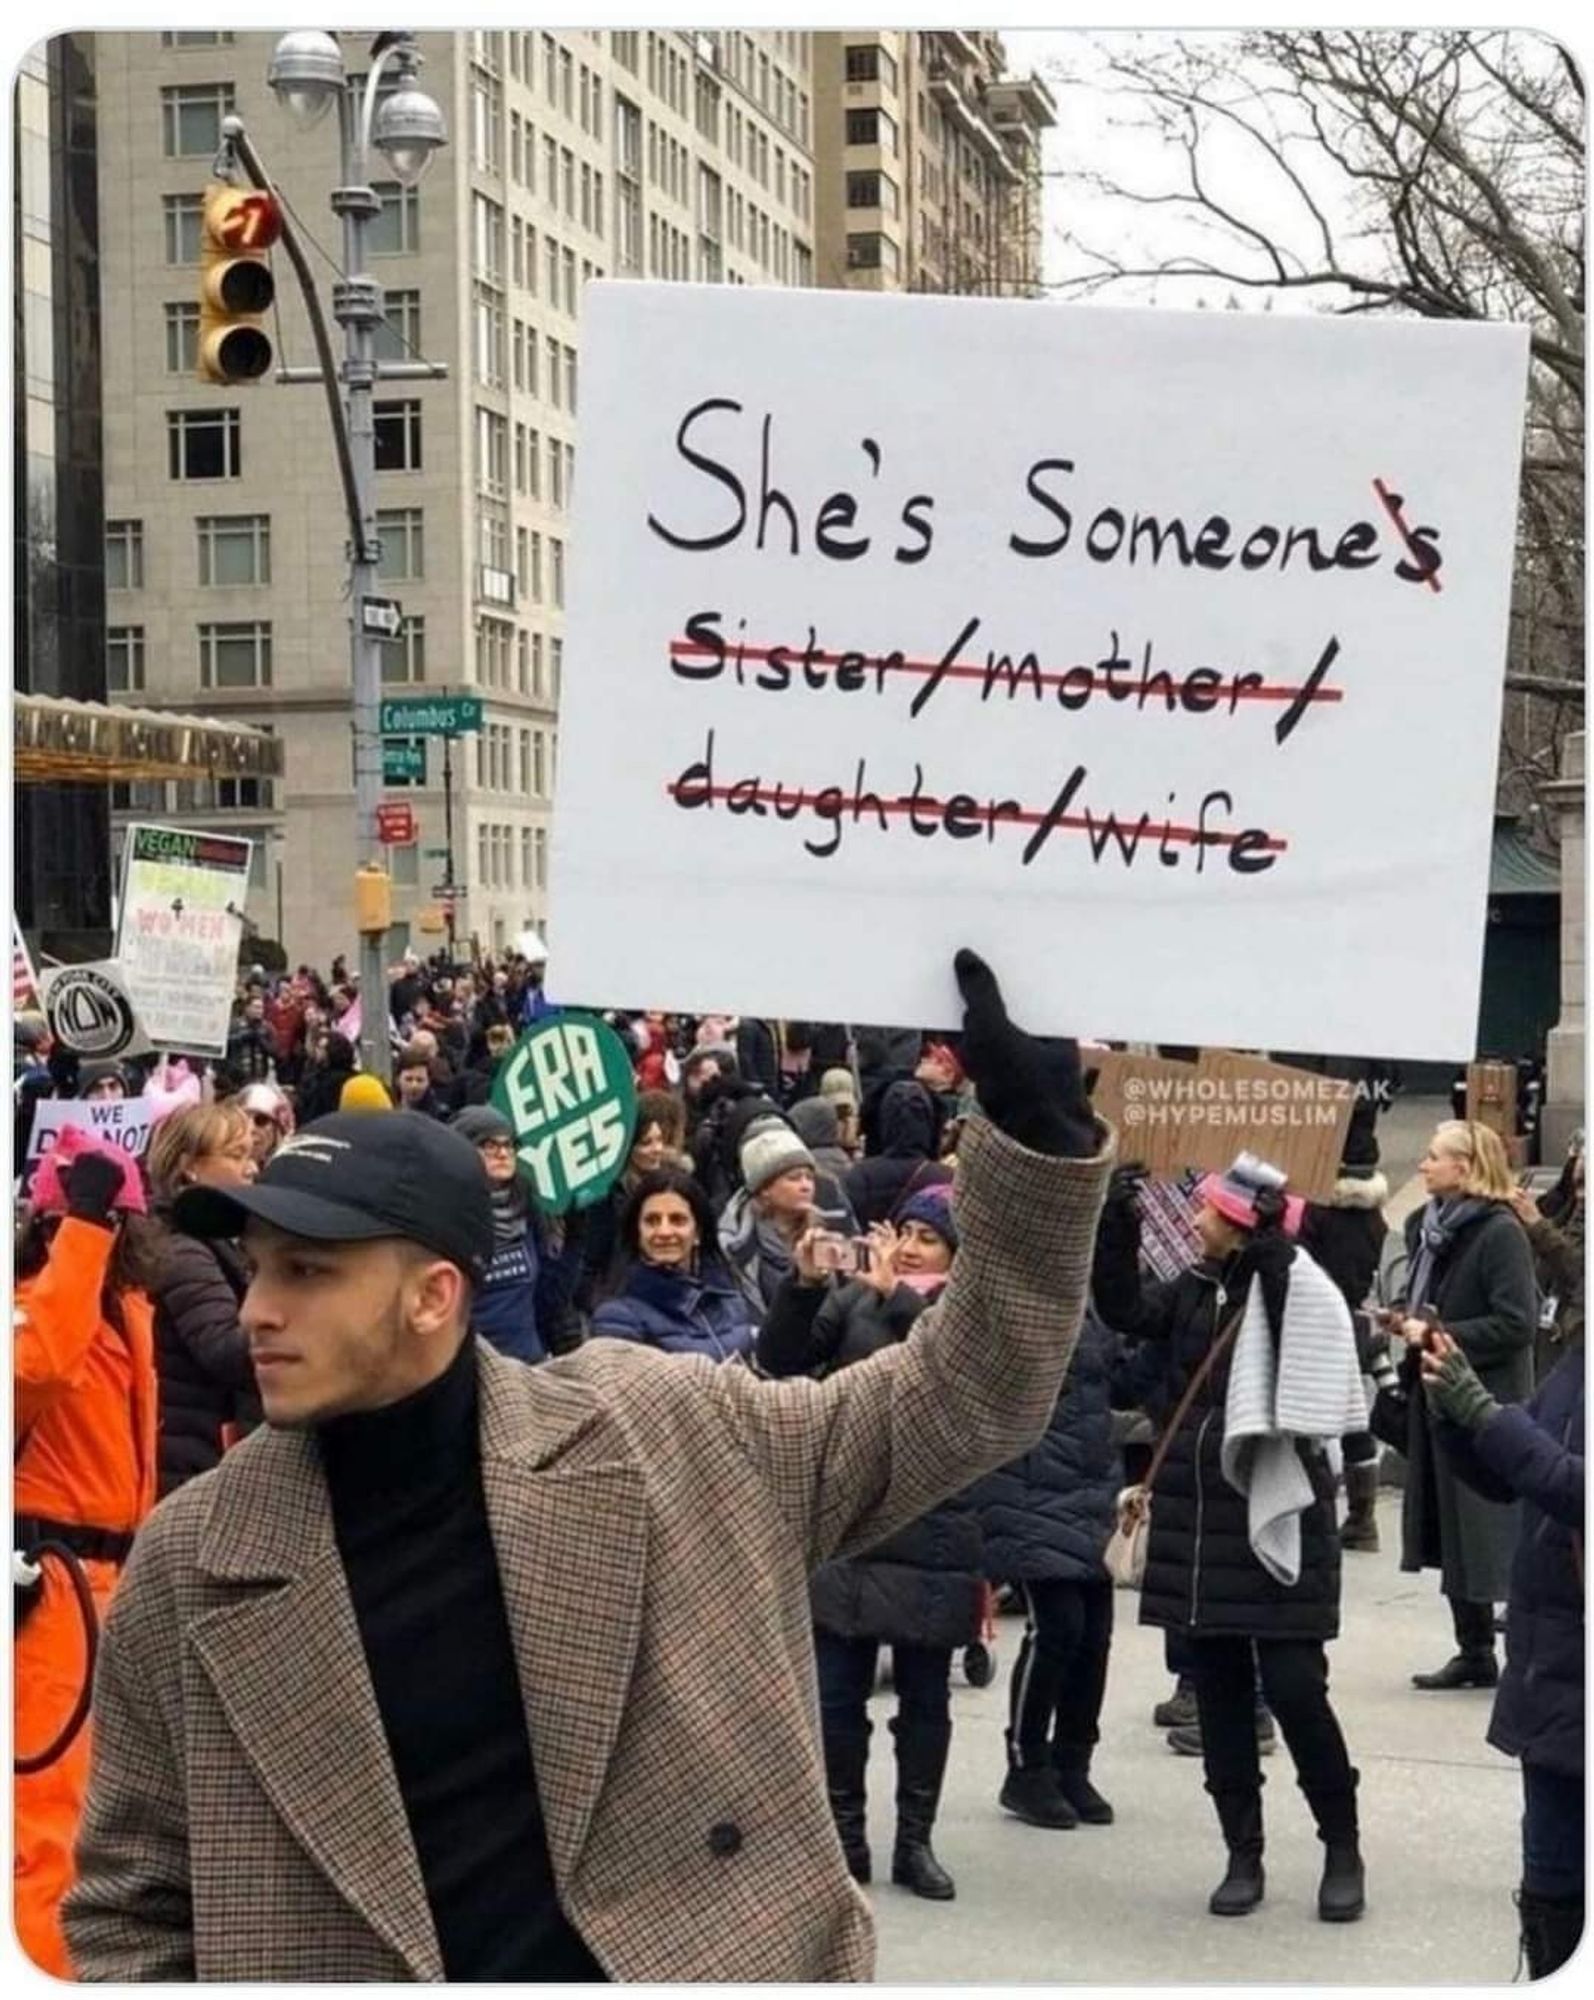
[319,1337,605,1981]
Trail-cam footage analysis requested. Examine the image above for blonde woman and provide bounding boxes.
[146,1104,260,1496]
[1371,1119,1537,1690]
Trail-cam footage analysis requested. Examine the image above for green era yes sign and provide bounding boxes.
[491,1014,638,1214]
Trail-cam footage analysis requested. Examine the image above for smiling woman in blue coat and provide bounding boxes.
[1424,1329,1585,1980]
[589,1166,756,1364]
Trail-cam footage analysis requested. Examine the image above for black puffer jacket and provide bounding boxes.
[1300,1172,1389,1350]
[971,1306,1121,1584]
[758,1272,982,1648]
[1094,1198,1343,1642]
[152,1223,259,1497]
[845,1081,950,1228]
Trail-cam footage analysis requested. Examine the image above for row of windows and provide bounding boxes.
[475,720,554,798]
[478,821,549,895]
[107,509,426,592]
[161,289,421,373]
[108,615,428,693]
[163,183,418,266]
[163,405,427,481]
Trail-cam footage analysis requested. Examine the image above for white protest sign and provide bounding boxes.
[549,285,1528,1061]
[25,1094,154,1166]
[116,824,253,1056]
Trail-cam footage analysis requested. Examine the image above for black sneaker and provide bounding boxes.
[1055,1766,1115,1825]
[1153,1687,1199,1730]
[999,1766,1079,1828]
[1168,1716,1277,1757]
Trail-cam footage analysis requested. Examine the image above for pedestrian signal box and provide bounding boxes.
[197,183,281,384]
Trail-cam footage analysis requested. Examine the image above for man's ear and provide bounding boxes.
[407,1254,470,1336]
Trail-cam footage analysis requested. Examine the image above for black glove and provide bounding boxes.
[65,1152,128,1227]
[1107,1162,1149,1208]
[954,949,1098,1159]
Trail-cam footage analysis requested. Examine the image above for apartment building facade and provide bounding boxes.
[93,27,815,967]
[812,28,1054,296]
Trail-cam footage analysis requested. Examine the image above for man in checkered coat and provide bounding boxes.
[63,953,1112,1982]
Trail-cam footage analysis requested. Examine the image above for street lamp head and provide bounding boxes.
[267,29,344,130]
[373,83,447,184]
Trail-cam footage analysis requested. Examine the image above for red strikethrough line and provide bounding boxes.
[669,640,1341,707]
[1372,478,1442,595]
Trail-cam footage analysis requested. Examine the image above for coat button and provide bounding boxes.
[707,1821,742,1857]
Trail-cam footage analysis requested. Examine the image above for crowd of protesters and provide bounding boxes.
[10,938,1584,1979]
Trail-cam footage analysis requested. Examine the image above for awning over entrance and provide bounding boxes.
[12,693,285,784]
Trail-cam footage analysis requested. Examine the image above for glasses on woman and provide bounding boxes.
[479,1137,516,1157]
[248,1113,277,1130]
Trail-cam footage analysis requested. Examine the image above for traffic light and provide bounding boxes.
[197,182,281,384]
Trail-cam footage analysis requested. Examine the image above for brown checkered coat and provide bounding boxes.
[64,1115,1111,1982]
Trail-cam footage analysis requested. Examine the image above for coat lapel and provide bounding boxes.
[189,1430,443,1982]
[476,1348,649,1885]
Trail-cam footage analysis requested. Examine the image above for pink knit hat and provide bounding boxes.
[1196,1152,1304,1239]
[27,1124,148,1216]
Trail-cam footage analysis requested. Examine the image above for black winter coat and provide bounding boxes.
[971,1307,1122,1584]
[1437,1346,1584,1779]
[845,1081,950,1228]
[152,1225,259,1497]
[758,1273,983,1647]
[1094,1203,1343,1642]
[1371,1201,1536,1602]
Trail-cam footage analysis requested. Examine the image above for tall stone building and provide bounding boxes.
[811,28,1054,296]
[92,28,815,965]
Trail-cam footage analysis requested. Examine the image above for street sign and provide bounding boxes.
[376,802,417,845]
[361,595,403,639]
[422,845,449,858]
[378,694,484,736]
[382,739,426,782]
[431,881,459,899]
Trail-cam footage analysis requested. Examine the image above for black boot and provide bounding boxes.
[1339,1462,1381,1552]
[1413,1598,1498,1689]
[1207,1788,1265,1916]
[1304,1766,1365,1921]
[823,1715,872,1885]
[890,1716,956,1901]
[1519,1887,1584,1978]
[1053,1748,1114,1826]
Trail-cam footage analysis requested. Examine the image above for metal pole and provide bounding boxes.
[330,84,392,1087]
[443,732,457,956]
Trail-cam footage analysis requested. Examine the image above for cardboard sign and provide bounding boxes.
[25,1094,154,1166]
[116,824,253,1056]
[491,1013,638,1215]
[549,284,1528,1060]
[38,960,151,1061]
[1091,1048,1354,1200]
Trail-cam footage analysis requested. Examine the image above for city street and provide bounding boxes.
[872,1484,1522,1984]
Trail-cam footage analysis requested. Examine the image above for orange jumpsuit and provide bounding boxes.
[14,1215,157,1977]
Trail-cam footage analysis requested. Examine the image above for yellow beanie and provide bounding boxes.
[339,1073,393,1112]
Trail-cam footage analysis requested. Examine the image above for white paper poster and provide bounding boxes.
[550,285,1528,1060]
[116,825,253,1056]
[25,1094,154,1166]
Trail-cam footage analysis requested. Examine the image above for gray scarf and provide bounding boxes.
[1406,1194,1495,1310]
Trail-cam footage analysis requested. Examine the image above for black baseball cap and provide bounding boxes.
[175,1111,494,1283]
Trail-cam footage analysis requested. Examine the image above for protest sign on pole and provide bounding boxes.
[38,960,151,1061]
[549,284,1528,1060]
[492,1014,638,1215]
[24,1094,154,1167]
[115,824,253,1056]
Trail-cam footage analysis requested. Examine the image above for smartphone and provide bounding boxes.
[810,1231,873,1276]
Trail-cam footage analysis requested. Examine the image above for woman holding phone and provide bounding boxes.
[1371,1119,1537,1690]
[757,1184,982,1903]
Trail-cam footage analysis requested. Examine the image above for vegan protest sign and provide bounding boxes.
[116,824,253,1056]
[549,284,1528,1060]
[492,1014,638,1215]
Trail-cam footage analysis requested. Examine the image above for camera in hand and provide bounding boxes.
[810,1231,873,1277]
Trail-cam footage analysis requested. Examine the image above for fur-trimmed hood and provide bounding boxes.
[1327,1171,1388,1211]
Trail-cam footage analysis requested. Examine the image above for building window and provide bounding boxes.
[106,520,144,590]
[845,45,897,88]
[551,539,565,608]
[163,192,205,263]
[475,617,512,689]
[107,626,146,692]
[161,82,236,157]
[368,181,420,255]
[376,507,424,581]
[473,284,505,387]
[390,841,420,887]
[475,408,508,499]
[373,400,422,471]
[381,615,427,684]
[533,729,547,796]
[161,30,235,46]
[845,108,896,151]
[372,288,421,363]
[199,620,272,688]
[846,172,898,215]
[164,301,200,372]
[168,408,241,479]
[471,67,502,172]
[472,192,505,282]
[197,514,270,586]
[534,827,547,889]
[846,232,899,273]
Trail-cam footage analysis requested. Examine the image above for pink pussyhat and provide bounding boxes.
[1197,1152,1305,1239]
[27,1123,149,1216]
[145,1056,203,1127]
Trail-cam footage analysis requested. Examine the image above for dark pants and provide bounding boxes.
[814,1628,952,1729]
[1522,1761,1585,1900]
[1167,1628,1269,1715]
[1189,1634,1356,1835]
[1343,1427,1378,1467]
[1007,1578,1113,1769]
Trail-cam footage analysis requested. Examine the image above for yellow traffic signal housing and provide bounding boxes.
[197,182,281,384]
